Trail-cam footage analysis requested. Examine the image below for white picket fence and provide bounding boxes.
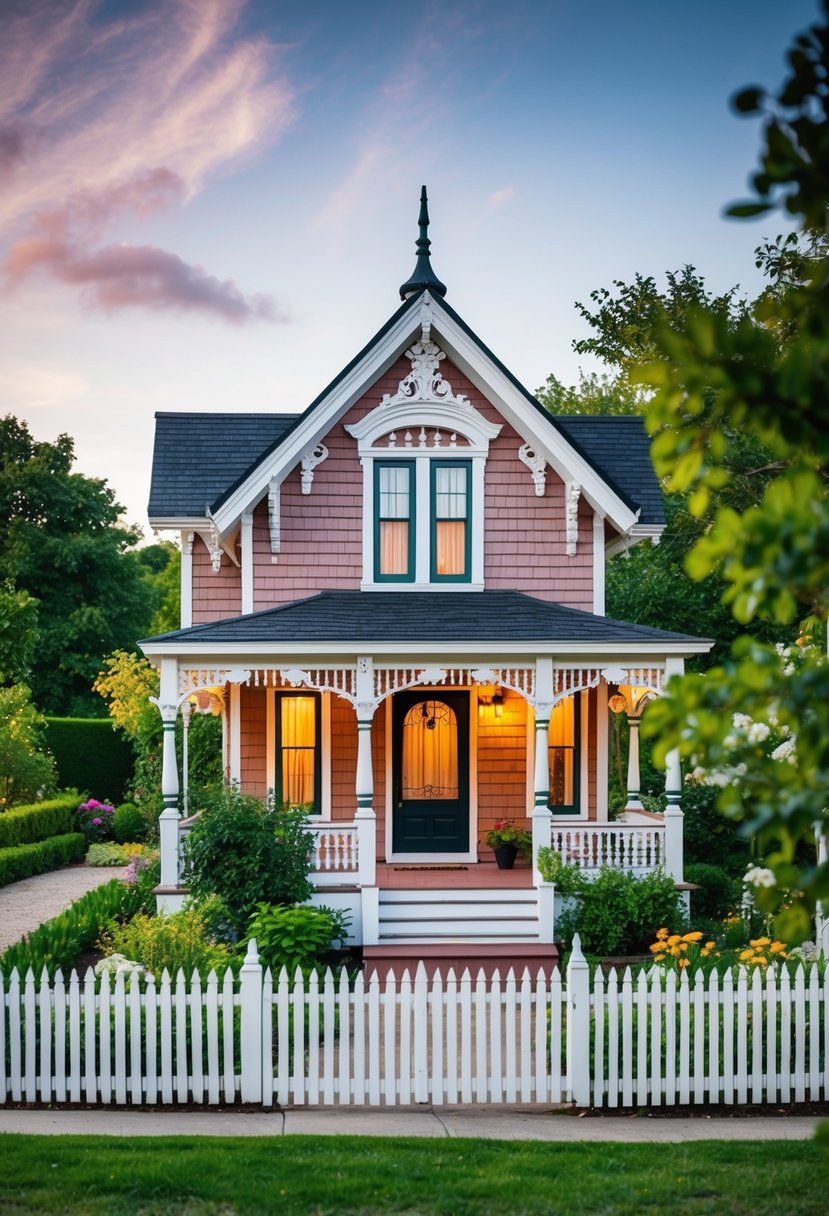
[1,937,826,1107]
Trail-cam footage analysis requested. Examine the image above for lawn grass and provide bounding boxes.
[0,1134,826,1215]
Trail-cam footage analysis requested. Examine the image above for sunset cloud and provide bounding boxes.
[0,0,295,321]
[488,186,515,208]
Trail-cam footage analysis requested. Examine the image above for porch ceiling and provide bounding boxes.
[141,590,711,650]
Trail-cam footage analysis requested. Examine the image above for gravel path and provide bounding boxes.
[0,864,128,951]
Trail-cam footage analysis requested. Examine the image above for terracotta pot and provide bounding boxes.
[494,842,518,869]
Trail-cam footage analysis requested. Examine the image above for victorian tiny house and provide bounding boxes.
[141,188,710,973]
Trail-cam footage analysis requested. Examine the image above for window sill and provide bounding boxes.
[361,581,485,593]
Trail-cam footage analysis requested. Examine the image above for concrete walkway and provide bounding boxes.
[0,864,127,952]
[0,1107,823,1142]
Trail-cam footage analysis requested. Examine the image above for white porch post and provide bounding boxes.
[531,657,553,884]
[180,698,193,818]
[625,715,644,810]
[816,824,829,959]
[354,657,377,900]
[228,682,241,785]
[240,510,254,615]
[180,532,193,629]
[156,658,180,888]
[663,656,685,883]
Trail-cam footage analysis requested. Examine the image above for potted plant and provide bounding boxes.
[485,819,532,869]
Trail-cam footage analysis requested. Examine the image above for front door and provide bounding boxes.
[392,690,469,853]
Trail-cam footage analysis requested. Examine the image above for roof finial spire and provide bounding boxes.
[399,185,447,300]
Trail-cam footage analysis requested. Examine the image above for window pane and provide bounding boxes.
[401,700,458,800]
[281,696,316,746]
[435,465,467,518]
[550,698,574,747]
[548,697,576,807]
[279,696,316,809]
[380,520,410,575]
[282,748,315,806]
[435,520,466,575]
[379,466,410,518]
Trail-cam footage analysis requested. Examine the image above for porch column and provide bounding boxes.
[625,715,644,810]
[180,698,193,817]
[354,657,377,888]
[663,657,685,883]
[155,658,181,888]
[531,657,553,883]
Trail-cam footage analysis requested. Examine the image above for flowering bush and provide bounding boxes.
[485,819,532,856]
[648,926,789,973]
[76,797,115,841]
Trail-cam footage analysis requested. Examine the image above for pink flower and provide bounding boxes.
[92,817,103,826]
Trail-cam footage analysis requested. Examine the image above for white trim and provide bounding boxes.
[605,523,664,558]
[415,457,430,584]
[149,516,210,531]
[210,292,638,538]
[266,688,275,796]
[240,511,253,614]
[525,703,535,817]
[360,581,485,593]
[596,680,609,822]
[383,696,393,862]
[593,512,605,616]
[180,531,193,629]
[320,691,332,820]
[579,688,589,818]
[469,683,479,858]
[141,639,713,662]
[229,683,241,784]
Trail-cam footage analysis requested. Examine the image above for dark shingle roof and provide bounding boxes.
[148,413,299,518]
[143,590,707,647]
[552,416,664,527]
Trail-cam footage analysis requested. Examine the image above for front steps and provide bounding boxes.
[362,887,558,980]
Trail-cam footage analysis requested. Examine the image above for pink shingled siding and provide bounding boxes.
[192,534,241,624]
[240,686,267,799]
[476,688,530,860]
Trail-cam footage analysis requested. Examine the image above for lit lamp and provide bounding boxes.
[478,685,504,721]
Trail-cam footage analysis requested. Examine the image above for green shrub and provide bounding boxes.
[0,793,79,848]
[0,866,158,977]
[184,786,314,931]
[246,903,351,974]
[536,848,588,896]
[99,908,236,978]
[556,867,685,956]
[113,802,146,843]
[44,717,133,804]
[85,841,139,866]
[685,862,740,922]
[0,832,86,887]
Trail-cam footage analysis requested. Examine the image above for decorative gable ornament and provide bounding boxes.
[300,443,328,494]
[565,481,581,556]
[517,442,547,496]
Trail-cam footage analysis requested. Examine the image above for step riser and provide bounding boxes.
[380,888,531,903]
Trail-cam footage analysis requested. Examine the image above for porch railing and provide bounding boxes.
[550,823,665,874]
[308,824,360,886]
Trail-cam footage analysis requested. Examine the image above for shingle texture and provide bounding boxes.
[144,590,706,646]
[552,416,664,526]
[148,413,299,518]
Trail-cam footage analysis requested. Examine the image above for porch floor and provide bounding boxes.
[374,861,535,889]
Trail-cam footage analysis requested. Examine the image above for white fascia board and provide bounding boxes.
[426,308,640,533]
[211,307,421,537]
[139,637,713,664]
[605,523,665,558]
[148,516,210,532]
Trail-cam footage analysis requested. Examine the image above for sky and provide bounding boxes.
[1,0,820,537]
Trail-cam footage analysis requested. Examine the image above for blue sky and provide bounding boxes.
[0,0,819,533]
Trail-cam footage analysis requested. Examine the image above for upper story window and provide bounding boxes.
[373,458,472,584]
[376,462,415,581]
[431,461,470,580]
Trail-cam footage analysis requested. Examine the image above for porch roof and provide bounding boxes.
[141,590,710,649]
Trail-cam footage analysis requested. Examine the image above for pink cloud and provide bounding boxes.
[0,0,294,322]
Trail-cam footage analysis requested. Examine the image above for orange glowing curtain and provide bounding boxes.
[379,466,411,575]
[401,701,459,799]
[434,466,467,575]
[280,695,316,807]
[549,697,575,805]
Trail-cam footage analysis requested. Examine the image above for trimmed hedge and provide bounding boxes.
[0,832,86,887]
[44,718,134,804]
[0,793,80,849]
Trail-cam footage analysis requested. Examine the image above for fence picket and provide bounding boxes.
[735,968,748,1105]
[322,968,336,1106]
[367,971,380,1105]
[0,971,5,1104]
[489,969,502,1105]
[445,968,458,1104]
[398,969,412,1105]
[262,966,273,1108]
[635,969,648,1107]
[707,970,720,1106]
[764,967,777,1105]
[523,969,536,1103]
[37,967,52,1104]
[459,969,472,1104]
[807,965,820,1099]
[53,969,66,1104]
[382,970,397,1106]
[664,969,676,1106]
[292,967,306,1106]
[620,967,633,1107]
[677,970,690,1105]
[98,970,112,1105]
[414,962,428,1104]
[159,969,173,1104]
[692,970,705,1104]
[276,967,290,1106]
[113,971,127,1105]
[593,969,605,1108]
[750,968,764,1103]
[649,967,661,1108]
[543,967,559,1104]
[205,970,220,1105]
[353,970,367,1105]
[222,968,236,1104]
[23,968,37,1102]
[145,971,158,1105]
[503,969,517,1104]
[474,968,488,1103]
[68,971,81,1104]
[337,967,351,1106]
[606,968,619,1109]
[307,969,320,1105]
[793,964,806,1103]
[129,970,142,1105]
[431,968,445,1106]
[83,968,96,1103]
[190,969,204,1104]
[9,970,22,1102]
[722,968,734,1104]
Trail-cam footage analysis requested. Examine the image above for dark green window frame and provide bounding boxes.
[430,459,472,583]
[548,696,581,814]
[374,461,416,583]
[274,691,322,815]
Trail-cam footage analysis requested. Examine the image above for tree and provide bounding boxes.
[0,583,38,685]
[0,417,158,715]
[639,4,829,938]
[535,370,642,416]
[0,684,57,808]
[137,542,181,636]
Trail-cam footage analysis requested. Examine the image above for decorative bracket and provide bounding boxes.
[565,482,581,556]
[268,477,281,558]
[301,443,329,495]
[517,443,547,497]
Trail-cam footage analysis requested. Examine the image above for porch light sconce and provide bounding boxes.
[478,685,504,721]
[189,689,223,716]
[492,691,504,720]
[608,693,628,715]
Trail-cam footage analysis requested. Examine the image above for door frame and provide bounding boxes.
[384,686,478,863]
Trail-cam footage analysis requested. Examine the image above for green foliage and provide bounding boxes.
[185,787,314,931]
[0,684,57,808]
[0,416,162,716]
[0,832,86,887]
[136,541,181,636]
[113,802,146,843]
[536,848,587,896]
[535,369,644,416]
[556,867,685,956]
[0,869,158,978]
[246,903,351,974]
[99,908,236,977]
[85,841,154,866]
[44,717,134,805]
[684,863,740,922]
[484,819,532,856]
[75,797,116,841]
[0,793,78,847]
[678,780,750,876]
[0,581,38,684]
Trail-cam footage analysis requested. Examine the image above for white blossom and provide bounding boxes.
[732,713,753,731]
[771,736,797,764]
[744,866,777,889]
[747,721,770,744]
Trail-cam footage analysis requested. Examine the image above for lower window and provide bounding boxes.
[548,697,580,813]
[275,693,321,813]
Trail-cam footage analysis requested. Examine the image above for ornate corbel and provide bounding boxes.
[518,443,547,496]
[301,443,329,495]
[565,481,581,556]
[268,477,281,558]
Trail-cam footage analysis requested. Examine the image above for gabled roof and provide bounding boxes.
[148,287,658,536]
[553,416,664,527]
[141,590,708,650]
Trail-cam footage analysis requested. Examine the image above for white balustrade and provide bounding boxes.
[550,824,665,874]
[308,823,360,886]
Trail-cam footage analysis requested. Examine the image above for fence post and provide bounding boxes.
[239,939,263,1103]
[566,933,591,1107]
[536,882,555,944]
[361,885,380,946]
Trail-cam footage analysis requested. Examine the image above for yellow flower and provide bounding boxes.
[656,928,669,941]
[678,958,690,968]
[649,942,665,953]
[770,941,786,954]
[667,934,682,946]
[705,942,716,951]
[739,948,754,961]
[683,931,703,943]
[654,953,666,963]
[750,937,771,948]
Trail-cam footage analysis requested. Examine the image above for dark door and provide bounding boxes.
[392,690,469,853]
